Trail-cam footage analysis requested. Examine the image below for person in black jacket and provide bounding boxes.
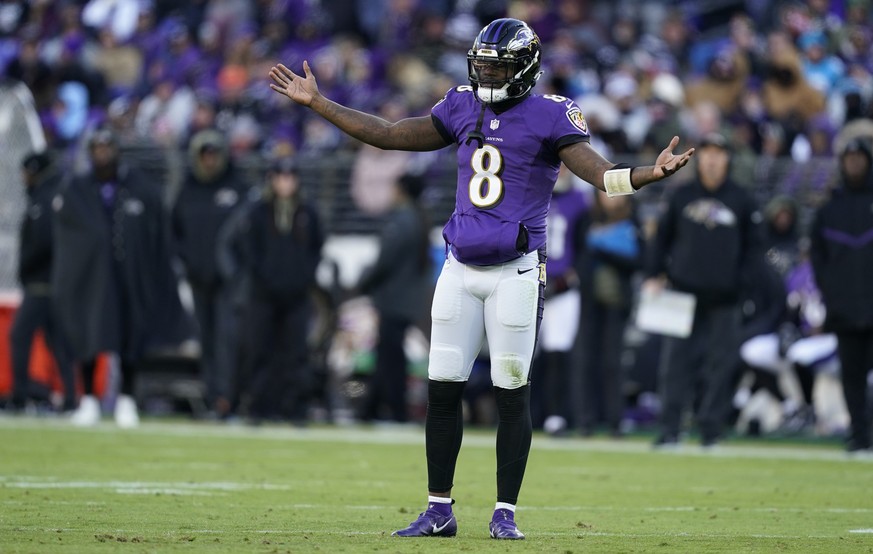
[54,128,190,428]
[8,152,76,412]
[172,130,247,417]
[217,156,323,423]
[644,132,762,447]
[357,173,432,423]
[810,137,873,453]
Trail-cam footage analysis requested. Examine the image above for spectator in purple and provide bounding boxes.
[129,4,164,72]
[154,18,201,89]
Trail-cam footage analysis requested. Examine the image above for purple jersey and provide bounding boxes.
[545,187,588,277]
[431,86,590,265]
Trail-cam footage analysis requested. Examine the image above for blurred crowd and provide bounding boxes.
[2,0,873,450]
[1,0,871,161]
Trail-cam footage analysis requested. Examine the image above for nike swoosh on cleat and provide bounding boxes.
[432,519,453,534]
[517,267,536,275]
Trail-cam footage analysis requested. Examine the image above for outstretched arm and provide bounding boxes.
[559,136,695,192]
[269,61,449,152]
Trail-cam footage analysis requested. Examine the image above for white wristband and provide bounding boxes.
[603,167,635,197]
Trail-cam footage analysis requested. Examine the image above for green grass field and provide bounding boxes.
[1,417,871,553]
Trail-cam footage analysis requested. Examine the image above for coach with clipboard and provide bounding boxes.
[642,132,762,449]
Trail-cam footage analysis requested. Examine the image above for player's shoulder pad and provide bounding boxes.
[532,93,589,135]
[432,85,476,110]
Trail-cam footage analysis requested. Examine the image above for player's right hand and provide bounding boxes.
[269,61,319,107]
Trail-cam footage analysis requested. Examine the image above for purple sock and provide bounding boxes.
[492,508,514,522]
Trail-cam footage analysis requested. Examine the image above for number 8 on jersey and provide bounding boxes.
[469,144,504,209]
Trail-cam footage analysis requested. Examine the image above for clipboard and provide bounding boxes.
[635,289,697,338]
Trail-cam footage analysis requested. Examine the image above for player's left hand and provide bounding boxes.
[653,136,694,180]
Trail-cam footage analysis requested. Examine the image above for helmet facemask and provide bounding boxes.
[467,19,542,105]
[468,55,533,103]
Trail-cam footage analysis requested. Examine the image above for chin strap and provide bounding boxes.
[465,101,488,149]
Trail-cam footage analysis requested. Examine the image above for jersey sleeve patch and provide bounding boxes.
[566,106,588,134]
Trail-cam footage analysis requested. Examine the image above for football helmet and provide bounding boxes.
[467,18,543,104]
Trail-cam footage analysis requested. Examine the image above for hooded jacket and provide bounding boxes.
[762,50,826,123]
[172,130,247,287]
[810,144,873,331]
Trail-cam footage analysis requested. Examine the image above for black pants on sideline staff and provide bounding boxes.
[578,302,630,434]
[658,303,742,441]
[835,330,873,449]
[190,282,239,410]
[245,293,310,421]
[362,315,410,423]
[10,292,76,410]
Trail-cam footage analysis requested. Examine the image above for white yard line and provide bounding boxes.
[0,477,290,492]
[6,489,869,517]
[0,418,858,463]
[114,488,221,495]
[572,531,839,539]
[250,529,845,539]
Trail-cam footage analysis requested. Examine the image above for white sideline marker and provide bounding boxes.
[0,418,863,463]
[849,529,873,534]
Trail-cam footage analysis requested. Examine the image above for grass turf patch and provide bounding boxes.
[0,418,871,553]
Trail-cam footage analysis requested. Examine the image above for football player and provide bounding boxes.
[270,18,694,539]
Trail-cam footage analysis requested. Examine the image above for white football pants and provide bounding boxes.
[539,288,580,353]
[428,251,543,389]
[740,332,839,374]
